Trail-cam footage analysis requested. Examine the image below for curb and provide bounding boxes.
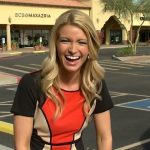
[32,50,48,54]
[0,51,23,58]
[112,55,121,61]
[0,121,13,135]
[112,54,150,64]
[0,50,48,58]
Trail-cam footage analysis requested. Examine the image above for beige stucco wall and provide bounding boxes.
[91,0,150,31]
[0,4,89,25]
[90,0,113,30]
[1,1,149,30]
[90,0,131,31]
[133,14,150,26]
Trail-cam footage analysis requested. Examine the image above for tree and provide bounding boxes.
[101,0,150,55]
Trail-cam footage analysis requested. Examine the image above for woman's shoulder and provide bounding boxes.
[20,70,41,84]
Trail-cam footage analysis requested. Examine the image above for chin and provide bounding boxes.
[63,66,80,73]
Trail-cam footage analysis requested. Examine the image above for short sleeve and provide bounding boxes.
[11,74,38,117]
[93,80,113,114]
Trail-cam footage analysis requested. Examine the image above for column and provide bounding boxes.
[6,24,11,51]
[105,27,110,45]
[122,28,128,45]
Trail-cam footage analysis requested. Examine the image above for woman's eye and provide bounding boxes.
[79,41,87,45]
[59,39,69,43]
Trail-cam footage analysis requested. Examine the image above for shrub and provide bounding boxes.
[116,47,134,57]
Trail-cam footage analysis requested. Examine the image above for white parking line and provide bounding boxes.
[105,67,119,71]
[115,98,150,111]
[0,83,17,88]
[0,111,11,113]
[115,98,149,106]
[6,87,17,91]
[116,105,150,111]
[102,60,145,67]
[110,91,150,98]
[14,64,39,70]
[0,145,13,150]
[0,100,13,118]
[30,63,41,67]
[0,114,13,118]
[0,104,12,105]
[110,91,128,98]
[0,100,13,104]
[0,66,29,73]
[109,71,150,77]
[101,63,132,69]
[115,138,150,150]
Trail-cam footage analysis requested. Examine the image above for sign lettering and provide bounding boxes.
[15,13,51,18]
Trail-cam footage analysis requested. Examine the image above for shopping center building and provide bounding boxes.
[0,0,150,51]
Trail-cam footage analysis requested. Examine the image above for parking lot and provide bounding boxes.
[0,47,150,149]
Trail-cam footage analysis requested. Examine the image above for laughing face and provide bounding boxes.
[56,24,89,74]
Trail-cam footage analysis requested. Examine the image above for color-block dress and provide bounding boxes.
[11,71,113,150]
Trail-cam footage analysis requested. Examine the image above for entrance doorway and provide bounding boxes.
[139,30,150,42]
[110,30,122,44]
[101,16,123,45]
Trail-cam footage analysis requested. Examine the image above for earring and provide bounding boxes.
[87,54,90,59]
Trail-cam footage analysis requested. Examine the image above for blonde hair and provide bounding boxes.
[41,9,105,117]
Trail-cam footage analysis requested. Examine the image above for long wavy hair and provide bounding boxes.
[41,9,105,118]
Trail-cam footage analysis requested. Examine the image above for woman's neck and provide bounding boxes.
[58,70,81,91]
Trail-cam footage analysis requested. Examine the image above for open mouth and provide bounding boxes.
[65,55,80,61]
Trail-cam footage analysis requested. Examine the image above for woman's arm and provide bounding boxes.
[94,110,112,150]
[13,115,33,150]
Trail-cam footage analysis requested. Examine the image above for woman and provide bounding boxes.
[11,9,113,150]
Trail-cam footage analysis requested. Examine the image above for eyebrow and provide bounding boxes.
[59,36,87,41]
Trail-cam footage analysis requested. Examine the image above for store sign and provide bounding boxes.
[15,13,51,18]
[140,17,150,21]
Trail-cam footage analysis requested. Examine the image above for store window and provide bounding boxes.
[19,29,49,47]
[33,30,41,45]
[0,27,50,48]
[41,30,49,46]
[23,30,33,47]
[0,30,6,48]
[110,30,122,44]
[11,29,20,46]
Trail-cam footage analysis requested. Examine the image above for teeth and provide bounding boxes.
[66,55,80,60]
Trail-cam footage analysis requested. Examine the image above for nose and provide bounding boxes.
[68,43,77,54]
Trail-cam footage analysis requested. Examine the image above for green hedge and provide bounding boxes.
[116,47,134,56]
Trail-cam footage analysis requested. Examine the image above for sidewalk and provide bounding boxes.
[115,55,150,64]
[0,47,49,59]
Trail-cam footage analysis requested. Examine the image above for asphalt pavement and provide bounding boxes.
[0,45,150,86]
[0,45,150,149]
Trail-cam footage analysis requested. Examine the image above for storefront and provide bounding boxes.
[1,0,150,51]
[100,16,124,45]
[0,25,51,48]
[0,0,91,50]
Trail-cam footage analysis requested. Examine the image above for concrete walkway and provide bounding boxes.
[116,55,150,64]
[0,47,48,58]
